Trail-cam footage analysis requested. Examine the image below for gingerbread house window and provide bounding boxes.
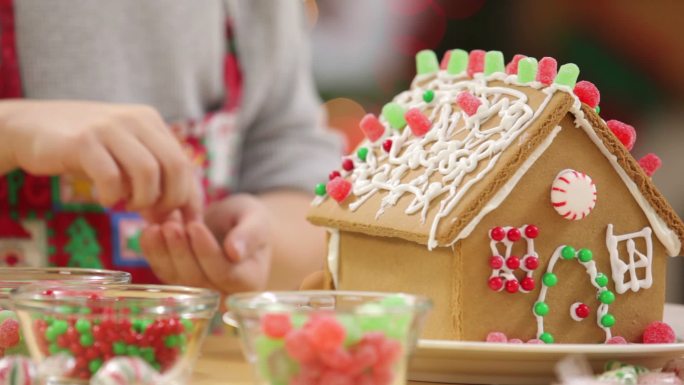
[606,225,653,294]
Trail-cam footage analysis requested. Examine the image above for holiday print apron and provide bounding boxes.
[0,0,242,283]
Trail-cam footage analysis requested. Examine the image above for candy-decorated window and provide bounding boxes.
[606,225,653,294]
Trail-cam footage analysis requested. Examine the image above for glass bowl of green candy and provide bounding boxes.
[10,283,219,384]
[0,267,130,357]
[226,291,432,385]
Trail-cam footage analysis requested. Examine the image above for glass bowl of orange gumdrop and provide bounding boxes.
[10,283,219,384]
[226,291,432,385]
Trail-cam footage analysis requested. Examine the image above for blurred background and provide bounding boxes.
[304,0,684,303]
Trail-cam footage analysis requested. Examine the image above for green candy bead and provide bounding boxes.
[52,320,68,335]
[141,347,156,363]
[89,358,103,374]
[380,295,408,308]
[599,290,615,305]
[357,147,369,162]
[484,51,505,75]
[129,305,142,315]
[127,345,140,356]
[152,362,161,372]
[314,182,326,197]
[357,303,390,333]
[164,335,180,348]
[336,315,362,346]
[446,49,469,75]
[291,314,307,329]
[595,106,601,114]
[539,332,554,344]
[561,246,576,260]
[181,319,194,332]
[49,343,61,354]
[415,50,439,75]
[80,333,94,347]
[595,273,609,288]
[75,319,91,334]
[534,302,549,316]
[422,89,435,103]
[601,314,616,328]
[56,306,75,315]
[79,307,92,315]
[578,248,593,262]
[554,63,580,88]
[382,103,407,130]
[517,57,538,84]
[254,336,284,360]
[113,341,126,355]
[542,272,558,287]
[45,327,58,342]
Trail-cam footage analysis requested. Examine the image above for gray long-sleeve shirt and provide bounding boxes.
[12,0,341,193]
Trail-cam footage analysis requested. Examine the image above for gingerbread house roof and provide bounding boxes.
[308,50,684,256]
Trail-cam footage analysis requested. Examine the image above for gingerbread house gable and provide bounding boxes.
[308,50,684,257]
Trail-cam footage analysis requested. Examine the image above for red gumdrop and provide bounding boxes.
[536,57,558,85]
[359,114,385,142]
[404,108,432,137]
[308,316,346,352]
[573,80,601,108]
[467,50,486,77]
[486,331,508,343]
[440,50,451,70]
[341,159,355,172]
[456,91,482,116]
[520,277,535,292]
[376,339,402,366]
[505,279,520,293]
[326,178,352,203]
[382,139,393,153]
[351,344,378,374]
[639,153,662,177]
[489,256,504,269]
[372,366,395,385]
[319,370,354,385]
[606,120,636,151]
[490,226,505,241]
[643,321,676,344]
[0,319,20,348]
[261,313,292,338]
[319,347,353,370]
[505,256,520,270]
[505,54,526,75]
[329,170,341,181]
[606,336,628,344]
[524,225,539,239]
[488,277,503,291]
[507,228,521,242]
[524,256,539,270]
[508,338,523,344]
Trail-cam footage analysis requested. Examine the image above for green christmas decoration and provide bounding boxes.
[517,58,538,84]
[64,217,103,268]
[484,51,505,75]
[127,230,143,254]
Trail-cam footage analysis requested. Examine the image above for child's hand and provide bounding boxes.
[140,194,272,293]
[0,100,199,220]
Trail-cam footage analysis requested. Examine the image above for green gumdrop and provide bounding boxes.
[595,273,609,288]
[314,183,326,197]
[263,349,298,385]
[447,49,469,75]
[254,336,284,360]
[517,57,538,84]
[415,50,439,75]
[382,103,407,130]
[561,246,576,260]
[0,310,17,324]
[357,303,390,333]
[599,290,615,305]
[379,295,408,308]
[534,302,549,317]
[484,51,505,75]
[290,314,308,330]
[554,63,580,88]
[336,315,362,346]
[539,332,554,344]
[357,147,369,162]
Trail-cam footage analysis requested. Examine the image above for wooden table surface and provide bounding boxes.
[190,304,684,385]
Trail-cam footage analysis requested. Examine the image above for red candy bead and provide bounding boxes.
[326,178,352,203]
[341,159,354,172]
[467,50,486,77]
[523,256,539,270]
[404,108,432,137]
[606,336,627,344]
[285,330,317,364]
[573,80,601,108]
[507,228,521,242]
[359,113,385,142]
[307,316,346,352]
[490,227,505,241]
[261,313,292,338]
[536,57,557,85]
[456,91,481,116]
[440,50,451,70]
[505,256,520,270]
[488,277,503,291]
[489,256,504,269]
[643,321,676,344]
[485,331,508,343]
[505,54,526,75]
[328,170,341,181]
[606,120,636,151]
[524,225,539,239]
[505,279,520,293]
[575,303,590,319]
[520,277,535,292]
[382,139,393,153]
[639,153,662,177]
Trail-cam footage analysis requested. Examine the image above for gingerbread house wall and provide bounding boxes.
[457,114,668,343]
[336,231,460,340]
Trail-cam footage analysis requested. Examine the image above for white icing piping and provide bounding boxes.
[326,228,340,288]
[606,224,653,294]
[569,302,585,322]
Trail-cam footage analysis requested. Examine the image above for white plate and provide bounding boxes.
[408,304,684,384]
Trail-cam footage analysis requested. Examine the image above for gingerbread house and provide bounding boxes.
[307,49,684,344]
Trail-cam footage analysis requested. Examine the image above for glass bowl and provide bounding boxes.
[11,284,219,384]
[0,267,131,357]
[226,291,432,385]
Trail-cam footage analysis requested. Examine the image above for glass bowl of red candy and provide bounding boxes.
[0,267,130,357]
[10,284,219,384]
[226,291,432,385]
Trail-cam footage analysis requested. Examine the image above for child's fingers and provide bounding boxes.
[77,142,127,207]
[140,224,178,283]
[161,221,209,287]
[224,210,270,264]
